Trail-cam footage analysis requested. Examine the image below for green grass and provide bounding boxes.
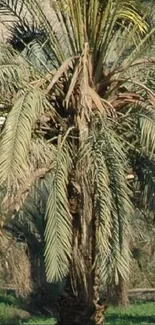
[23,317,56,325]
[0,302,56,325]
[0,292,56,325]
[105,302,155,325]
[0,292,154,324]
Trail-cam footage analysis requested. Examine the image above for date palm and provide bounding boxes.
[0,0,155,324]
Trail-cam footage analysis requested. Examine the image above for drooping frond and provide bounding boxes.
[0,88,47,187]
[11,174,51,246]
[44,142,73,282]
[138,103,155,158]
[1,166,51,220]
[83,127,112,253]
[80,121,132,284]
[98,128,131,284]
[117,97,155,158]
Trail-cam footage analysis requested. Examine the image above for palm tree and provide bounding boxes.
[0,0,155,324]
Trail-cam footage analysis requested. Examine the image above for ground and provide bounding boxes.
[0,292,155,325]
[105,302,155,325]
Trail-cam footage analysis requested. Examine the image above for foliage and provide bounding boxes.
[0,303,30,324]
[105,302,155,325]
[0,292,57,324]
[129,209,155,288]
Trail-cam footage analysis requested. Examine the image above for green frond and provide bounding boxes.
[119,28,155,71]
[1,0,151,75]
[92,0,149,80]
[20,40,53,73]
[0,0,26,17]
[82,122,132,284]
[119,101,155,158]
[90,135,112,253]
[0,43,32,98]
[0,61,30,98]
[138,104,155,158]
[0,88,46,187]
[44,143,73,282]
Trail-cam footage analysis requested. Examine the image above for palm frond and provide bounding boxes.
[8,21,56,72]
[1,0,151,72]
[0,0,26,20]
[0,42,33,99]
[100,132,131,284]
[44,142,73,282]
[119,99,155,158]
[12,174,51,245]
[138,103,155,158]
[0,88,47,187]
[92,0,149,80]
[80,121,132,284]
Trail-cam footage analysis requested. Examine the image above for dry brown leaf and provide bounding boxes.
[88,86,105,113]
[65,60,82,107]
[2,167,51,217]
[47,57,73,93]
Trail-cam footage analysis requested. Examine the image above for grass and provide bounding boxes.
[0,292,154,324]
[0,302,55,325]
[23,318,56,325]
[105,302,155,325]
[0,302,56,325]
[0,291,56,325]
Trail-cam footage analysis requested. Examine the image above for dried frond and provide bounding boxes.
[2,167,51,218]
[0,234,33,297]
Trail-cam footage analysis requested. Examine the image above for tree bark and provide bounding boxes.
[56,175,108,325]
[56,280,108,325]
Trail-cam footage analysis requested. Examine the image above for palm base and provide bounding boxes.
[56,295,107,325]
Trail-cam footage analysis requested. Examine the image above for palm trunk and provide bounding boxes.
[91,213,108,325]
[55,172,109,325]
[56,278,108,325]
[56,207,108,325]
